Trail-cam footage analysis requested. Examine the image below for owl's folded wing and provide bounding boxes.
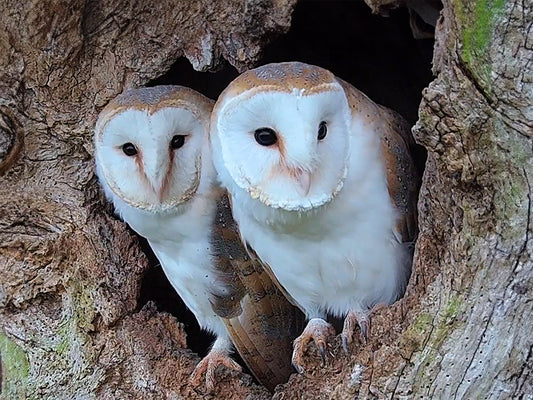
[337,78,421,244]
[378,105,420,244]
[210,193,306,391]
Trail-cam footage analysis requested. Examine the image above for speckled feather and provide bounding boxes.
[337,78,420,242]
[212,62,339,119]
[210,193,306,391]
[95,85,214,143]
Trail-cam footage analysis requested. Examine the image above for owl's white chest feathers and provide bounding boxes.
[231,127,406,319]
[112,192,227,337]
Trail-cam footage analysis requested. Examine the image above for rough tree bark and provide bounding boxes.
[1,0,531,399]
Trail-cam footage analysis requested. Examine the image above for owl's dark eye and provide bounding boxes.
[122,142,137,156]
[254,128,277,146]
[318,121,327,140]
[170,135,186,150]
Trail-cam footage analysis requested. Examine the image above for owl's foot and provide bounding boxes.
[341,310,370,353]
[292,317,336,374]
[341,304,387,352]
[189,348,242,392]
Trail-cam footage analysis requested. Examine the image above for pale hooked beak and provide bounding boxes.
[149,171,168,201]
[153,174,168,202]
[143,158,170,202]
[295,169,312,196]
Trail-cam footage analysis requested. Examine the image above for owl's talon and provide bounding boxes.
[341,335,349,354]
[190,349,241,392]
[318,342,327,364]
[341,305,389,350]
[292,318,335,373]
[293,363,305,374]
[341,309,371,351]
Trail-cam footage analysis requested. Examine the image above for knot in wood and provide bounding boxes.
[0,110,22,174]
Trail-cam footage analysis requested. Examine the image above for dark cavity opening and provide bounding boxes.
[137,238,214,357]
[139,0,433,370]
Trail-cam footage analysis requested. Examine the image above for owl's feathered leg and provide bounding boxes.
[292,317,336,374]
[189,336,241,392]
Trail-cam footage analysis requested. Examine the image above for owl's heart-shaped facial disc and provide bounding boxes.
[211,63,352,211]
[94,86,213,213]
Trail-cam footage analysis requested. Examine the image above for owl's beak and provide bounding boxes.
[143,158,169,201]
[295,169,312,196]
[150,174,167,200]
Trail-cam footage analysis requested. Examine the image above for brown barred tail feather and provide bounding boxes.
[210,193,306,391]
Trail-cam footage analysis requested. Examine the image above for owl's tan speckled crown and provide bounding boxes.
[95,85,214,141]
[219,62,338,99]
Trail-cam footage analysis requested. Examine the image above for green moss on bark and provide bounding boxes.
[0,331,30,399]
[434,298,463,347]
[400,312,433,356]
[455,0,506,84]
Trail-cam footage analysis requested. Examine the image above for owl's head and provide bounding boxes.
[94,85,213,213]
[211,62,351,212]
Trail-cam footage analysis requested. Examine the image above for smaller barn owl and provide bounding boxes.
[210,62,420,372]
[94,85,304,390]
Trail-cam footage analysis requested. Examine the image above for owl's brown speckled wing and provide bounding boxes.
[210,193,306,392]
[337,78,420,243]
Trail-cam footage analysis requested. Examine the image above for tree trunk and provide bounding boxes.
[1,0,531,399]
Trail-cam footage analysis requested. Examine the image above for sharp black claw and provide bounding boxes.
[360,322,368,344]
[318,344,327,365]
[342,335,349,354]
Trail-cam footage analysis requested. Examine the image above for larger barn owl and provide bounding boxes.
[94,85,304,390]
[210,62,420,372]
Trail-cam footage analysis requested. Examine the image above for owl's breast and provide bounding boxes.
[235,187,403,316]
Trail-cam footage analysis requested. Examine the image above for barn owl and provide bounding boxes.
[94,85,304,390]
[210,62,420,372]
